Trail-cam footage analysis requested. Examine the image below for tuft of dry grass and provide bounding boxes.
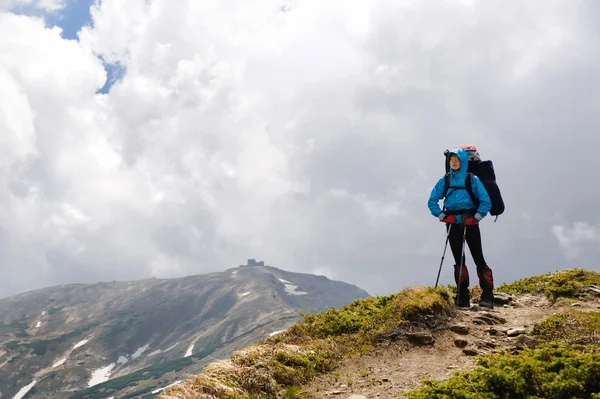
[160,341,344,399]
[161,373,245,399]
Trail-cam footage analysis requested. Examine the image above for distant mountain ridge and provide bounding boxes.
[0,265,370,399]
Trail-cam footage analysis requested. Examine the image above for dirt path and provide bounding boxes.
[300,294,600,399]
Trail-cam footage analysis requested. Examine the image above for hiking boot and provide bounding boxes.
[453,264,471,308]
[479,287,494,309]
[454,288,471,308]
[455,297,471,308]
[479,299,494,309]
[477,266,495,309]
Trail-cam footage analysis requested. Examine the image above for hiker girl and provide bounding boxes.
[427,147,495,309]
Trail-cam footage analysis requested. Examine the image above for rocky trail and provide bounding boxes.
[299,293,600,399]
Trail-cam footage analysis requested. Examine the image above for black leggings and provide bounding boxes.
[447,223,487,268]
[446,223,494,290]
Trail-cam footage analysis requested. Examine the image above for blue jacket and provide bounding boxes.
[428,148,491,224]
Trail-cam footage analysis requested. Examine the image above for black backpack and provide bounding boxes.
[443,145,505,220]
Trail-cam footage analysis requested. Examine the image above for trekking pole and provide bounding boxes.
[456,219,468,307]
[435,224,452,288]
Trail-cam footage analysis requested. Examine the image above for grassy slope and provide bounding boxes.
[159,268,600,399]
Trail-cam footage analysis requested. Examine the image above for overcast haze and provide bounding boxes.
[1,0,599,299]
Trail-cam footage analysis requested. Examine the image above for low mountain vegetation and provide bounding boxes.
[160,268,600,399]
[406,306,600,398]
[496,268,600,302]
[533,307,600,346]
[160,287,456,399]
[405,269,600,399]
[404,343,600,399]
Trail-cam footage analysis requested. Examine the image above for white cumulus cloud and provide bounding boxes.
[552,222,600,259]
[1,0,600,298]
[0,0,65,12]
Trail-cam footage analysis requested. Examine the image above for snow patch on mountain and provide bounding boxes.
[73,339,89,350]
[152,380,183,394]
[13,380,37,399]
[88,364,115,387]
[278,278,308,295]
[185,344,194,357]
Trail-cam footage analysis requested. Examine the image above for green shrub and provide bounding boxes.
[404,343,600,399]
[496,268,600,302]
[288,287,453,340]
[283,385,298,399]
[533,309,600,346]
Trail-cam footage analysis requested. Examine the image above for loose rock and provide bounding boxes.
[473,313,507,325]
[486,327,498,335]
[463,348,480,356]
[494,292,513,305]
[449,324,470,335]
[476,340,497,349]
[406,332,434,345]
[507,328,528,337]
[480,312,507,324]
[454,338,468,348]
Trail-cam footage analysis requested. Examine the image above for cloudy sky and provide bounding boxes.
[1,0,599,299]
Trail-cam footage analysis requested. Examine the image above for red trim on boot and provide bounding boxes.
[454,265,470,285]
[477,266,494,290]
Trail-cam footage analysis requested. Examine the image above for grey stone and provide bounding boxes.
[463,348,480,356]
[479,312,507,324]
[406,332,435,345]
[494,292,513,305]
[507,328,528,337]
[449,324,470,334]
[476,340,497,349]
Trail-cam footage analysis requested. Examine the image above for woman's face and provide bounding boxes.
[449,155,460,171]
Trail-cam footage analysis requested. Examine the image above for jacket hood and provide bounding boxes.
[447,147,468,178]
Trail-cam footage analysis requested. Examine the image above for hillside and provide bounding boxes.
[0,265,369,399]
[158,268,600,399]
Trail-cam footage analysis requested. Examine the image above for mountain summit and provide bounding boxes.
[0,264,370,398]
